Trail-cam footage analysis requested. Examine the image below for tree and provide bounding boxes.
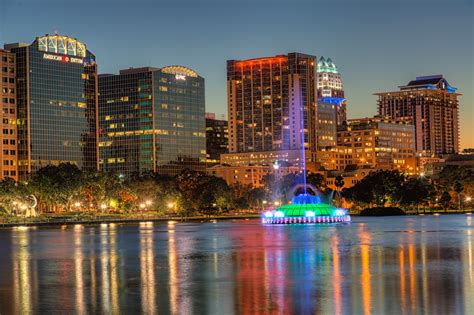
[453,181,464,210]
[306,172,327,193]
[334,175,345,191]
[396,177,435,212]
[243,188,267,210]
[440,191,452,211]
[343,170,405,207]
[29,163,84,212]
[0,178,30,215]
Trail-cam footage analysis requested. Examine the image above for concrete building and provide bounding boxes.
[208,164,301,188]
[0,49,18,180]
[337,116,416,170]
[226,53,317,168]
[375,75,460,155]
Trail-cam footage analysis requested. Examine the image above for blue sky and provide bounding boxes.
[1,0,473,148]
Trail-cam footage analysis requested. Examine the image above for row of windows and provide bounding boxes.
[1,67,14,73]
[1,98,15,104]
[1,77,15,83]
[2,170,16,177]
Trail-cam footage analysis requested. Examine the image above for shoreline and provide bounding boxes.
[1,210,472,228]
[0,214,261,228]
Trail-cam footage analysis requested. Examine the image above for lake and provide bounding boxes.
[0,215,473,314]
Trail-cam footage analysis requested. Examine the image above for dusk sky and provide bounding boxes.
[1,0,472,148]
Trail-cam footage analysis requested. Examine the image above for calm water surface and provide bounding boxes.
[0,215,473,314]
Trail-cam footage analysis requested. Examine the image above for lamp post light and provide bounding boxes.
[145,200,152,211]
[100,203,107,213]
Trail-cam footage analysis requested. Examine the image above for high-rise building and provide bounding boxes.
[315,57,347,170]
[5,34,99,179]
[317,56,344,99]
[205,112,228,164]
[375,75,460,155]
[336,116,415,170]
[0,49,18,180]
[316,56,346,126]
[225,53,317,169]
[98,66,206,177]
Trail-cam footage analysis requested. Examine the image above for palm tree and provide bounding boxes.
[334,175,345,207]
[453,181,464,211]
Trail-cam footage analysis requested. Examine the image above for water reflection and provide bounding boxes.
[140,222,156,314]
[0,216,473,314]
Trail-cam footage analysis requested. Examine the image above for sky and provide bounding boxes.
[1,0,473,148]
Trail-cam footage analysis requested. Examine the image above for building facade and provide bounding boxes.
[226,53,317,167]
[208,164,301,188]
[205,112,228,164]
[0,49,18,180]
[5,34,99,179]
[336,116,415,170]
[375,75,460,155]
[98,66,206,177]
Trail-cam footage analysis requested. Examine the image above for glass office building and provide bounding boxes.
[5,34,99,179]
[98,66,206,177]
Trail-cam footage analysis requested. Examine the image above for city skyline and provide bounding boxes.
[1,0,472,149]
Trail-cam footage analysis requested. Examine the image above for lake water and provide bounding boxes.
[0,215,473,314]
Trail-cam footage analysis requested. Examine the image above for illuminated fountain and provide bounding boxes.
[262,193,351,224]
[261,79,351,225]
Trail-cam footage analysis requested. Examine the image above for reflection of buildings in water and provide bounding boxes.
[74,226,85,315]
[93,224,121,314]
[331,235,342,315]
[464,217,474,313]
[203,231,235,315]
[232,226,275,313]
[12,227,34,315]
[232,226,339,314]
[139,222,156,314]
[359,227,372,315]
[167,221,181,314]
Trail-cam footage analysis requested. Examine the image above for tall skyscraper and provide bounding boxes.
[98,66,206,177]
[205,112,228,164]
[317,56,346,125]
[0,49,18,180]
[375,75,460,155]
[225,53,317,168]
[316,57,346,170]
[5,34,99,179]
